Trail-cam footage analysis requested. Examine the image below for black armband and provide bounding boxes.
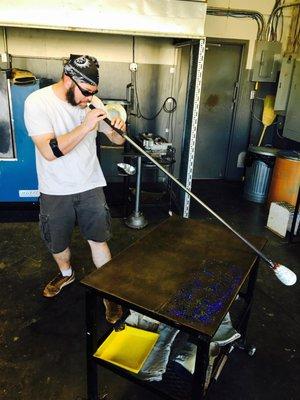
[49,138,64,158]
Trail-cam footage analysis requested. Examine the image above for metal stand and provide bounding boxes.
[125,156,148,229]
[234,259,259,356]
[86,289,99,400]
[289,185,300,243]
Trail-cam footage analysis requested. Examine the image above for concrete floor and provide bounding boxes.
[0,180,299,400]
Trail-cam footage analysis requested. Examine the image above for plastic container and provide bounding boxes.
[268,150,300,206]
[244,146,278,203]
[94,325,159,373]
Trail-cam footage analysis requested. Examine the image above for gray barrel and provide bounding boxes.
[244,146,278,203]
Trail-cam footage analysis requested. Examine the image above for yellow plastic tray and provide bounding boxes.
[94,325,159,373]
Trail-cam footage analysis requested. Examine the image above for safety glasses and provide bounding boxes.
[70,76,98,97]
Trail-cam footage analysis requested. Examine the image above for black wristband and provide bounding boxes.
[49,138,63,158]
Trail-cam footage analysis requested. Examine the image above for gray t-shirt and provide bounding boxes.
[24,85,111,195]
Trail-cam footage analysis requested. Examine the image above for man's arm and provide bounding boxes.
[32,109,107,161]
[104,117,126,145]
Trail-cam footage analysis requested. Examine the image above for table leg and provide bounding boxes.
[237,259,259,348]
[191,335,210,400]
[85,289,99,400]
[123,174,130,218]
[289,185,300,243]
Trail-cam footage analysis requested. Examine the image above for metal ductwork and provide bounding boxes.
[0,0,207,39]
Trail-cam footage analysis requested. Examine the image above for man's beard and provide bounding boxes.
[66,85,78,106]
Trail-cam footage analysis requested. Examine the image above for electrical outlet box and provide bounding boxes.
[252,41,281,82]
[129,62,137,72]
[283,60,300,142]
[1,52,8,62]
[0,52,10,70]
[274,56,295,113]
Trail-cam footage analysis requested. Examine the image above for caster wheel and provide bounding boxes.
[247,346,256,356]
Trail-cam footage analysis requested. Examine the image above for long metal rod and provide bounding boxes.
[102,117,274,268]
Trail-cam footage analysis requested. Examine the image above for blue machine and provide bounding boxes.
[0,82,39,202]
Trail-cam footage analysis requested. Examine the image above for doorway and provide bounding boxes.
[193,42,243,179]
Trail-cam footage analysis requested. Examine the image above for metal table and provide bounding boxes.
[81,215,266,400]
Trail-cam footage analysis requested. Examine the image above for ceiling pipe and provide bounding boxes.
[207,7,265,39]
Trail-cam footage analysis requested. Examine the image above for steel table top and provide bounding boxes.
[81,215,266,338]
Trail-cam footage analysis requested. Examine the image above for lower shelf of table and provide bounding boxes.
[92,336,234,400]
[93,355,194,400]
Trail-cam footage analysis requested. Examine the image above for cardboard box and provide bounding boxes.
[267,202,300,238]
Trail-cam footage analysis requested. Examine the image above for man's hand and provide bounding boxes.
[106,117,126,145]
[110,117,126,133]
[83,108,107,132]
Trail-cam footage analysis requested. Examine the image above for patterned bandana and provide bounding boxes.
[64,55,99,86]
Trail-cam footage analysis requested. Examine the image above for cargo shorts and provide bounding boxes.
[39,187,111,254]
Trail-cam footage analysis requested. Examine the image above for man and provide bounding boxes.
[24,55,125,323]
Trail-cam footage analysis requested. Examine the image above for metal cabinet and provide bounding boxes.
[0,82,39,202]
[283,60,300,142]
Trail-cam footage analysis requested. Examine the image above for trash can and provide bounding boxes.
[268,150,300,206]
[244,146,278,203]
